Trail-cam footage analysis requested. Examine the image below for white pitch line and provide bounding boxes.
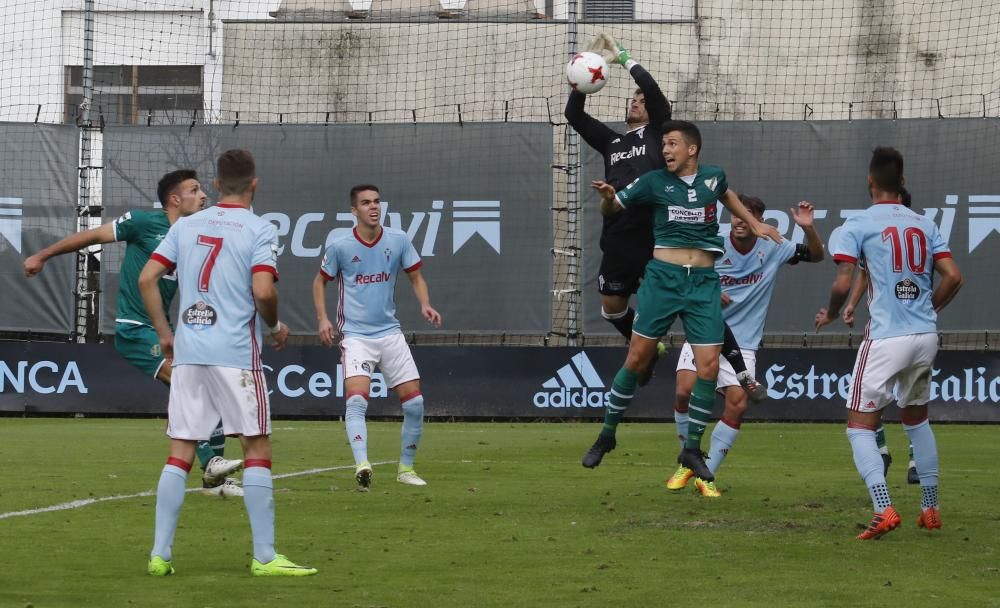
[0,461,396,521]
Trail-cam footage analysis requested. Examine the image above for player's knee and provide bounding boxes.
[697,359,720,379]
[900,405,928,426]
[401,393,424,418]
[346,393,368,420]
[725,397,748,419]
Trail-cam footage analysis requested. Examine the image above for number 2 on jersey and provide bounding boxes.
[196,235,224,292]
[881,226,926,273]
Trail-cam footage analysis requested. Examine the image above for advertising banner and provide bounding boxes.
[581,118,1000,336]
[3,342,998,423]
[0,124,79,333]
[100,124,552,335]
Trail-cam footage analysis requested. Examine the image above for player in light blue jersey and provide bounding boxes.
[141,149,316,576]
[313,184,442,490]
[843,188,920,484]
[24,170,243,496]
[815,147,963,540]
[666,196,824,496]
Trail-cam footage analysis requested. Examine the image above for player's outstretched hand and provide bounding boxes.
[318,318,336,347]
[814,307,835,333]
[720,292,732,308]
[752,221,783,244]
[842,304,855,327]
[587,33,618,65]
[423,305,442,329]
[591,180,616,201]
[270,322,289,351]
[23,254,45,277]
[791,200,815,227]
[613,39,632,66]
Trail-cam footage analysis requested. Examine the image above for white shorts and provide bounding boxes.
[167,364,271,440]
[675,342,756,391]
[341,333,420,389]
[847,333,938,413]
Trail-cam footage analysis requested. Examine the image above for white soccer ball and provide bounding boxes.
[566,51,609,95]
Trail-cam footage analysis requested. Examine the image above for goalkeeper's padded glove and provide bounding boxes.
[586,33,618,65]
[614,41,631,65]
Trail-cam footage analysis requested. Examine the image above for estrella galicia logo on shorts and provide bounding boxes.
[182,300,217,330]
[895,278,920,301]
[361,360,376,374]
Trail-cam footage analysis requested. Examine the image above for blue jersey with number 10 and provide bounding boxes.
[320,227,422,338]
[152,204,279,370]
[832,202,951,340]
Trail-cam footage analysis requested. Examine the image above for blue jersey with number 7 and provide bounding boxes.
[152,204,279,369]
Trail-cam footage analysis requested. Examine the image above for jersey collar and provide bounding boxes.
[353,226,383,248]
[729,232,757,255]
[215,203,245,209]
[873,200,900,206]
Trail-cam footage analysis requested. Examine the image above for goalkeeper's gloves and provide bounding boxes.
[587,33,618,65]
[615,41,637,69]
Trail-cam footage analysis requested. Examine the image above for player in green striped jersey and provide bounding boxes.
[24,170,244,496]
[582,120,783,487]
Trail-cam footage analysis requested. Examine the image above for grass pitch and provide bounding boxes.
[1,419,998,608]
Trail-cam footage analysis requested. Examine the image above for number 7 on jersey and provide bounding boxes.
[197,235,224,292]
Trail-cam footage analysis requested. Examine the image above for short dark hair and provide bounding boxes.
[738,193,767,218]
[216,149,256,195]
[633,88,643,97]
[661,120,702,155]
[350,184,380,206]
[157,169,198,205]
[869,146,904,195]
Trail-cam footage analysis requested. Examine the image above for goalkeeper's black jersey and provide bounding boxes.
[565,63,671,255]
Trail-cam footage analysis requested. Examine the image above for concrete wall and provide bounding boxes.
[220,0,1000,124]
[5,1,996,124]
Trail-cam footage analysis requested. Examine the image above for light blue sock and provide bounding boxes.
[847,427,892,512]
[243,466,276,564]
[674,409,689,449]
[707,419,740,474]
[151,464,188,561]
[903,418,939,507]
[345,394,369,464]
[400,394,424,467]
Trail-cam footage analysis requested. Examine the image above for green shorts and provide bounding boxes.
[632,259,724,345]
[114,322,166,378]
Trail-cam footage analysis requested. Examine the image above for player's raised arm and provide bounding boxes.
[616,40,671,126]
[591,180,621,216]
[790,200,825,262]
[23,222,116,277]
[721,190,782,243]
